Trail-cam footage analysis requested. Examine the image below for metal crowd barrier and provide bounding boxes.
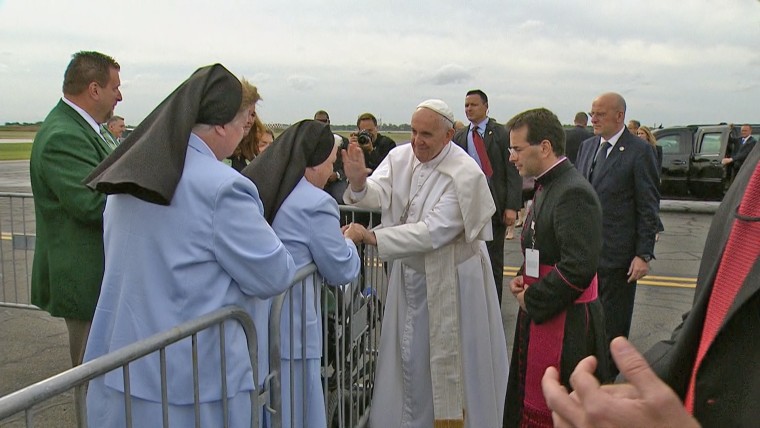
[0,192,36,309]
[270,236,385,428]
[0,306,261,428]
[0,202,387,428]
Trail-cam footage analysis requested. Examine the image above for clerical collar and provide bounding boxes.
[536,157,568,180]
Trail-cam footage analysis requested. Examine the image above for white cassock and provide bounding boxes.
[344,142,508,428]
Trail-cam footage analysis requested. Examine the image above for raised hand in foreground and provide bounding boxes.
[542,336,700,428]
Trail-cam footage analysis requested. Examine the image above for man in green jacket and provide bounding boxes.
[30,51,122,367]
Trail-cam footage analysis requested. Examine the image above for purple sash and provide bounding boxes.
[520,264,598,427]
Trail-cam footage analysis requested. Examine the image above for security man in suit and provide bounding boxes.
[722,124,757,175]
[564,112,593,164]
[574,92,660,377]
[453,89,522,303]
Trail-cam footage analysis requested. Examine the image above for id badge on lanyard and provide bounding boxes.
[525,220,539,278]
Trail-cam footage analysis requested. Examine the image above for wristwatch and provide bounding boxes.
[639,254,653,263]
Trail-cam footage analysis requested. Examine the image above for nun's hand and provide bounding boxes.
[343,222,367,245]
[343,143,370,192]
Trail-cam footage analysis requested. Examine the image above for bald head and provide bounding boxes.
[590,92,627,139]
[596,92,626,113]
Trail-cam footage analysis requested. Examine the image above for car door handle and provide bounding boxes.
[671,160,686,165]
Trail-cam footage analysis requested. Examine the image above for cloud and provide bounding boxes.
[1,0,759,126]
[425,64,473,86]
[286,75,318,91]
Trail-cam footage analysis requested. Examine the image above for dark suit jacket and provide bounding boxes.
[564,125,593,165]
[655,145,663,171]
[644,143,760,427]
[30,100,112,319]
[575,128,660,268]
[365,133,396,172]
[733,136,757,170]
[453,118,521,219]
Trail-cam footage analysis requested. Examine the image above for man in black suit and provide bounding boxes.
[564,112,593,164]
[453,89,521,303]
[543,142,760,428]
[721,124,756,175]
[574,92,660,377]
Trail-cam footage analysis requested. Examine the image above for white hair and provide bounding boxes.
[438,113,453,132]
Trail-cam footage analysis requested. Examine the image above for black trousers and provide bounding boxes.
[486,217,506,303]
[597,266,637,378]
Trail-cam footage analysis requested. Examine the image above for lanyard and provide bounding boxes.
[526,183,548,250]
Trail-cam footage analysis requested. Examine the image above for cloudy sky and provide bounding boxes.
[1,0,758,128]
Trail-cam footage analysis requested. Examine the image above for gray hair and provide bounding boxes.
[438,113,453,132]
[107,115,124,125]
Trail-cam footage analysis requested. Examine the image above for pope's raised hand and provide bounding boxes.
[342,142,370,192]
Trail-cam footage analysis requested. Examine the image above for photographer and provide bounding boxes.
[350,112,397,173]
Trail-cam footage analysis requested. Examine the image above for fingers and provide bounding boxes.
[508,276,524,295]
[542,366,588,428]
[568,356,599,401]
[599,383,640,399]
[343,223,371,245]
[627,258,649,282]
[627,258,635,280]
[608,337,661,397]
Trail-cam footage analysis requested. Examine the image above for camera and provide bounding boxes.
[340,137,350,152]
[357,130,373,146]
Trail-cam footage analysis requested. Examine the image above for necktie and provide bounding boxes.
[472,127,493,178]
[100,126,118,150]
[684,162,760,412]
[589,140,610,181]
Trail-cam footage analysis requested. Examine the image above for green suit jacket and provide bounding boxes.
[30,99,113,319]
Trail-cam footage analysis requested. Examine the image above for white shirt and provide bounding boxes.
[61,97,107,143]
[601,126,626,157]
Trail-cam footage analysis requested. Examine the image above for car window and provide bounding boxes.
[698,133,722,155]
[657,135,682,154]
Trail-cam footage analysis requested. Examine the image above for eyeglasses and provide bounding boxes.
[509,140,549,156]
[508,145,535,156]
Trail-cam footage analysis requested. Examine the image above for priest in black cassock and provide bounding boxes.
[503,108,610,428]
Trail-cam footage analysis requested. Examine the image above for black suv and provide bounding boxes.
[655,124,758,200]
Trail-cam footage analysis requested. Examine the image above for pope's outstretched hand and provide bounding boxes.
[342,143,371,192]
